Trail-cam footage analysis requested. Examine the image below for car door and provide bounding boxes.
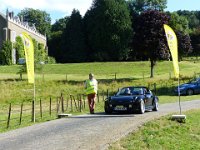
[196,81,200,94]
[144,88,153,108]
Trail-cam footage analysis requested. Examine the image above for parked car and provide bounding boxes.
[104,86,159,114]
[174,78,200,95]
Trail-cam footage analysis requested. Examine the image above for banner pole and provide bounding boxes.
[178,77,181,115]
[33,75,36,123]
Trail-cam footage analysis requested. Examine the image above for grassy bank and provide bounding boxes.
[109,109,200,150]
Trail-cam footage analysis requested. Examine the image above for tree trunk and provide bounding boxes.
[150,60,156,78]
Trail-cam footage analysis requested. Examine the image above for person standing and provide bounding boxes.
[85,73,98,114]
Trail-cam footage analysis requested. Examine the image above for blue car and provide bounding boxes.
[104,86,159,114]
[175,78,200,95]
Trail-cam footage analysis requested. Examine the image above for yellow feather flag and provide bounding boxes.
[21,32,35,83]
[164,24,179,78]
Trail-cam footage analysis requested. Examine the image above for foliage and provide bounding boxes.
[61,9,86,63]
[14,36,25,63]
[48,31,63,62]
[168,12,189,34]
[190,30,200,57]
[0,40,13,65]
[127,0,167,14]
[18,8,51,37]
[51,17,68,32]
[132,10,169,77]
[176,31,193,60]
[84,0,132,61]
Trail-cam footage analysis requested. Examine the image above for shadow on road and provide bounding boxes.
[68,112,137,118]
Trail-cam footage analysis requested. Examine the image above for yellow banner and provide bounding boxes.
[21,32,35,83]
[164,24,179,78]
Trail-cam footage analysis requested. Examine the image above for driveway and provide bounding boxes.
[0,100,200,150]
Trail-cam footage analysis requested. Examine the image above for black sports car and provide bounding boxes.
[104,86,159,114]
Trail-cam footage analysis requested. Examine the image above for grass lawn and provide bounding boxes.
[0,60,200,133]
[109,109,200,150]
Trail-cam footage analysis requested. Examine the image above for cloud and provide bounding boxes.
[0,0,93,16]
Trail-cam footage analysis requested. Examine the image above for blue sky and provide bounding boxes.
[0,0,200,24]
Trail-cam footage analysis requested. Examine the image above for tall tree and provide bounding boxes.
[48,17,69,62]
[168,12,189,34]
[18,8,51,36]
[61,9,86,63]
[84,0,132,61]
[176,31,193,61]
[127,0,167,14]
[133,10,169,78]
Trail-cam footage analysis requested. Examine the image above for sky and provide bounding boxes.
[0,0,200,24]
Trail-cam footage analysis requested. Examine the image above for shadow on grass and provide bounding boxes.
[0,78,26,82]
[56,77,139,85]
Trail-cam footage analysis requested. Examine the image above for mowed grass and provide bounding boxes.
[109,109,200,150]
[0,60,200,104]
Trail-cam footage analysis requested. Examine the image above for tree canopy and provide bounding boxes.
[18,8,51,37]
[133,10,169,77]
[84,0,132,61]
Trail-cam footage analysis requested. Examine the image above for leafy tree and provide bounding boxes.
[48,17,69,62]
[133,10,169,78]
[48,31,63,62]
[176,31,193,60]
[127,0,167,14]
[177,10,200,33]
[168,12,189,34]
[190,30,200,57]
[14,36,25,63]
[51,17,69,32]
[0,40,13,65]
[84,0,132,61]
[18,8,51,36]
[61,9,86,62]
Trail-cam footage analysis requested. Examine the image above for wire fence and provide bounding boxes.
[0,75,197,131]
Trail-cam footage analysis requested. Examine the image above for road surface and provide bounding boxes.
[0,100,200,150]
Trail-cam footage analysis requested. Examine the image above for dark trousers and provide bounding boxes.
[87,93,96,113]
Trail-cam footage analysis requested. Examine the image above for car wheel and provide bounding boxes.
[138,100,145,114]
[152,99,158,111]
[187,89,194,95]
[104,103,112,114]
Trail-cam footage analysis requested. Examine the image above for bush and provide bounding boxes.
[0,40,13,65]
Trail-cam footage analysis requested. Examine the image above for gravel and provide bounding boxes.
[0,100,200,150]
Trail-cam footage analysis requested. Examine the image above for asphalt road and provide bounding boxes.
[0,100,200,150]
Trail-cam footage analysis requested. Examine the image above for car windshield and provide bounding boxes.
[116,87,144,96]
[189,78,200,84]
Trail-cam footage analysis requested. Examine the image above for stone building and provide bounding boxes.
[0,10,47,64]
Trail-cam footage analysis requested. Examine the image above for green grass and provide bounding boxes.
[0,60,200,133]
[109,109,200,150]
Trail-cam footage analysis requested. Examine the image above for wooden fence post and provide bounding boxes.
[154,83,157,95]
[7,103,11,128]
[102,91,104,101]
[19,102,23,125]
[61,93,64,113]
[32,100,34,122]
[79,95,82,112]
[40,98,42,118]
[97,93,99,103]
[50,97,52,116]
[83,94,86,109]
[70,95,73,112]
